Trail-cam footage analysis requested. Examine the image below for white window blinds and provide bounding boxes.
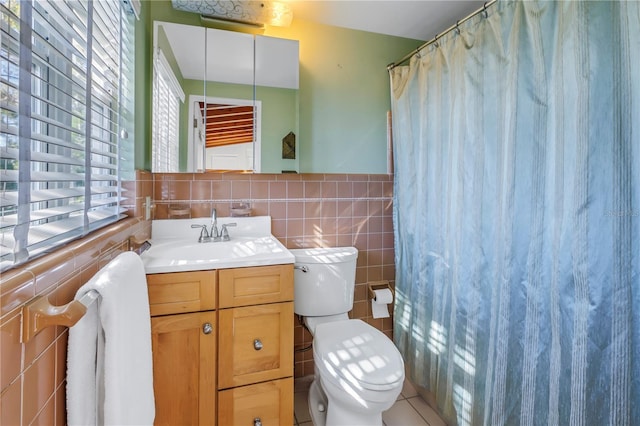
[152,50,182,172]
[0,0,135,271]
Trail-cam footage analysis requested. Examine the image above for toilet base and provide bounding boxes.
[308,379,327,426]
[308,376,387,426]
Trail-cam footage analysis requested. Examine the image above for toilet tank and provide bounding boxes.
[290,247,358,317]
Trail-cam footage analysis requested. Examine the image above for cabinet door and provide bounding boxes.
[147,270,216,316]
[218,264,293,308]
[151,312,216,426]
[218,302,293,389]
[218,378,293,426]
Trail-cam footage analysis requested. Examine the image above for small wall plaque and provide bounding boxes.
[282,131,296,159]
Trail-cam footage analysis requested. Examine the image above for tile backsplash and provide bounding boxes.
[152,172,396,377]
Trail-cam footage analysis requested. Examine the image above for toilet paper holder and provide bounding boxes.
[368,281,393,300]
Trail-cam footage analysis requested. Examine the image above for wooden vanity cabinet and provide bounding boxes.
[218,377,293,426]
[217,264,294,426]
[218,302,293,388]
[147,264,294,426]
[147,271,217,426]
[151,311,216,425]
[147,270,216,316]
[218,264,293,308]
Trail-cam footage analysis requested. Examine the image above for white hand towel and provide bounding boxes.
[67,251,155,425]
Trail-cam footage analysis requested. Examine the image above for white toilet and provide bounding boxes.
[291,247,405,426]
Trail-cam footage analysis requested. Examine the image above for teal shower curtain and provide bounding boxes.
[389,1,639,425]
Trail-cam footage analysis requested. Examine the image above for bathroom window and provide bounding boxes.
[0,0,136,271]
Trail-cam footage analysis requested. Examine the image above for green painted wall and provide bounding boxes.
[137,1,422,173]
[256,85,298,173]
[264,21,421,174]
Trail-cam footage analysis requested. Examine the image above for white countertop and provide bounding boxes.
[142,216,294,274]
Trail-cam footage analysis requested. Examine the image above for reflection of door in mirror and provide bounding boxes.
[187,96,262,172]
[189,99,206,172]
[204,29,256,172]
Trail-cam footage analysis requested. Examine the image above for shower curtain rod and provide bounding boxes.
[387,0,498,71]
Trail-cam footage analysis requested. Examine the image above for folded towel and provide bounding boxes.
[67,252,155,425]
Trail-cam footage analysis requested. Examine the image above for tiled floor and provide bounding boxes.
[294,376,447,426]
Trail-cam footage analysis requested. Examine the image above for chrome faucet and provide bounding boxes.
[210,208,219,239]
[191,208,237,243]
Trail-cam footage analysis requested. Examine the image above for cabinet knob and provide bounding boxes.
[202,323,213,335]
[253,418,262,426]
[253,339,263,350]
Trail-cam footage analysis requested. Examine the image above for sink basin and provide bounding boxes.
[141,217,294,273]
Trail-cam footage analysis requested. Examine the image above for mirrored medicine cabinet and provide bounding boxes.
[152,21,299,173]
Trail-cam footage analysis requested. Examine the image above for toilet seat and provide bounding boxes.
[313,319,404,392]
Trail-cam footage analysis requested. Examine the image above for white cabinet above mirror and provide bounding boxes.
[152,21,299,174]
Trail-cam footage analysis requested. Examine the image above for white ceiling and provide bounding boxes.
[288,0,486,41]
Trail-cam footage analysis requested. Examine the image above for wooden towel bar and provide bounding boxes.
[21,290,99,343]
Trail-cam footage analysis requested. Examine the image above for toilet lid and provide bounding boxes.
[314,319,404,391]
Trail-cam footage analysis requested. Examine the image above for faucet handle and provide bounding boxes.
[220,223,237,241]
[190,224,210,243]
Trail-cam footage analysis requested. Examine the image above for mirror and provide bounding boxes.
[152,21,299,173]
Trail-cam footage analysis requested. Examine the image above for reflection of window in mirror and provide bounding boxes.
[188,96,261,172]
[152,51,185,172]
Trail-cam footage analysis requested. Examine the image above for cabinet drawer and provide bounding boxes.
[218,302,294,389]
[147,271,216,316]
[218,378,293,426]
[218,264,293,308]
